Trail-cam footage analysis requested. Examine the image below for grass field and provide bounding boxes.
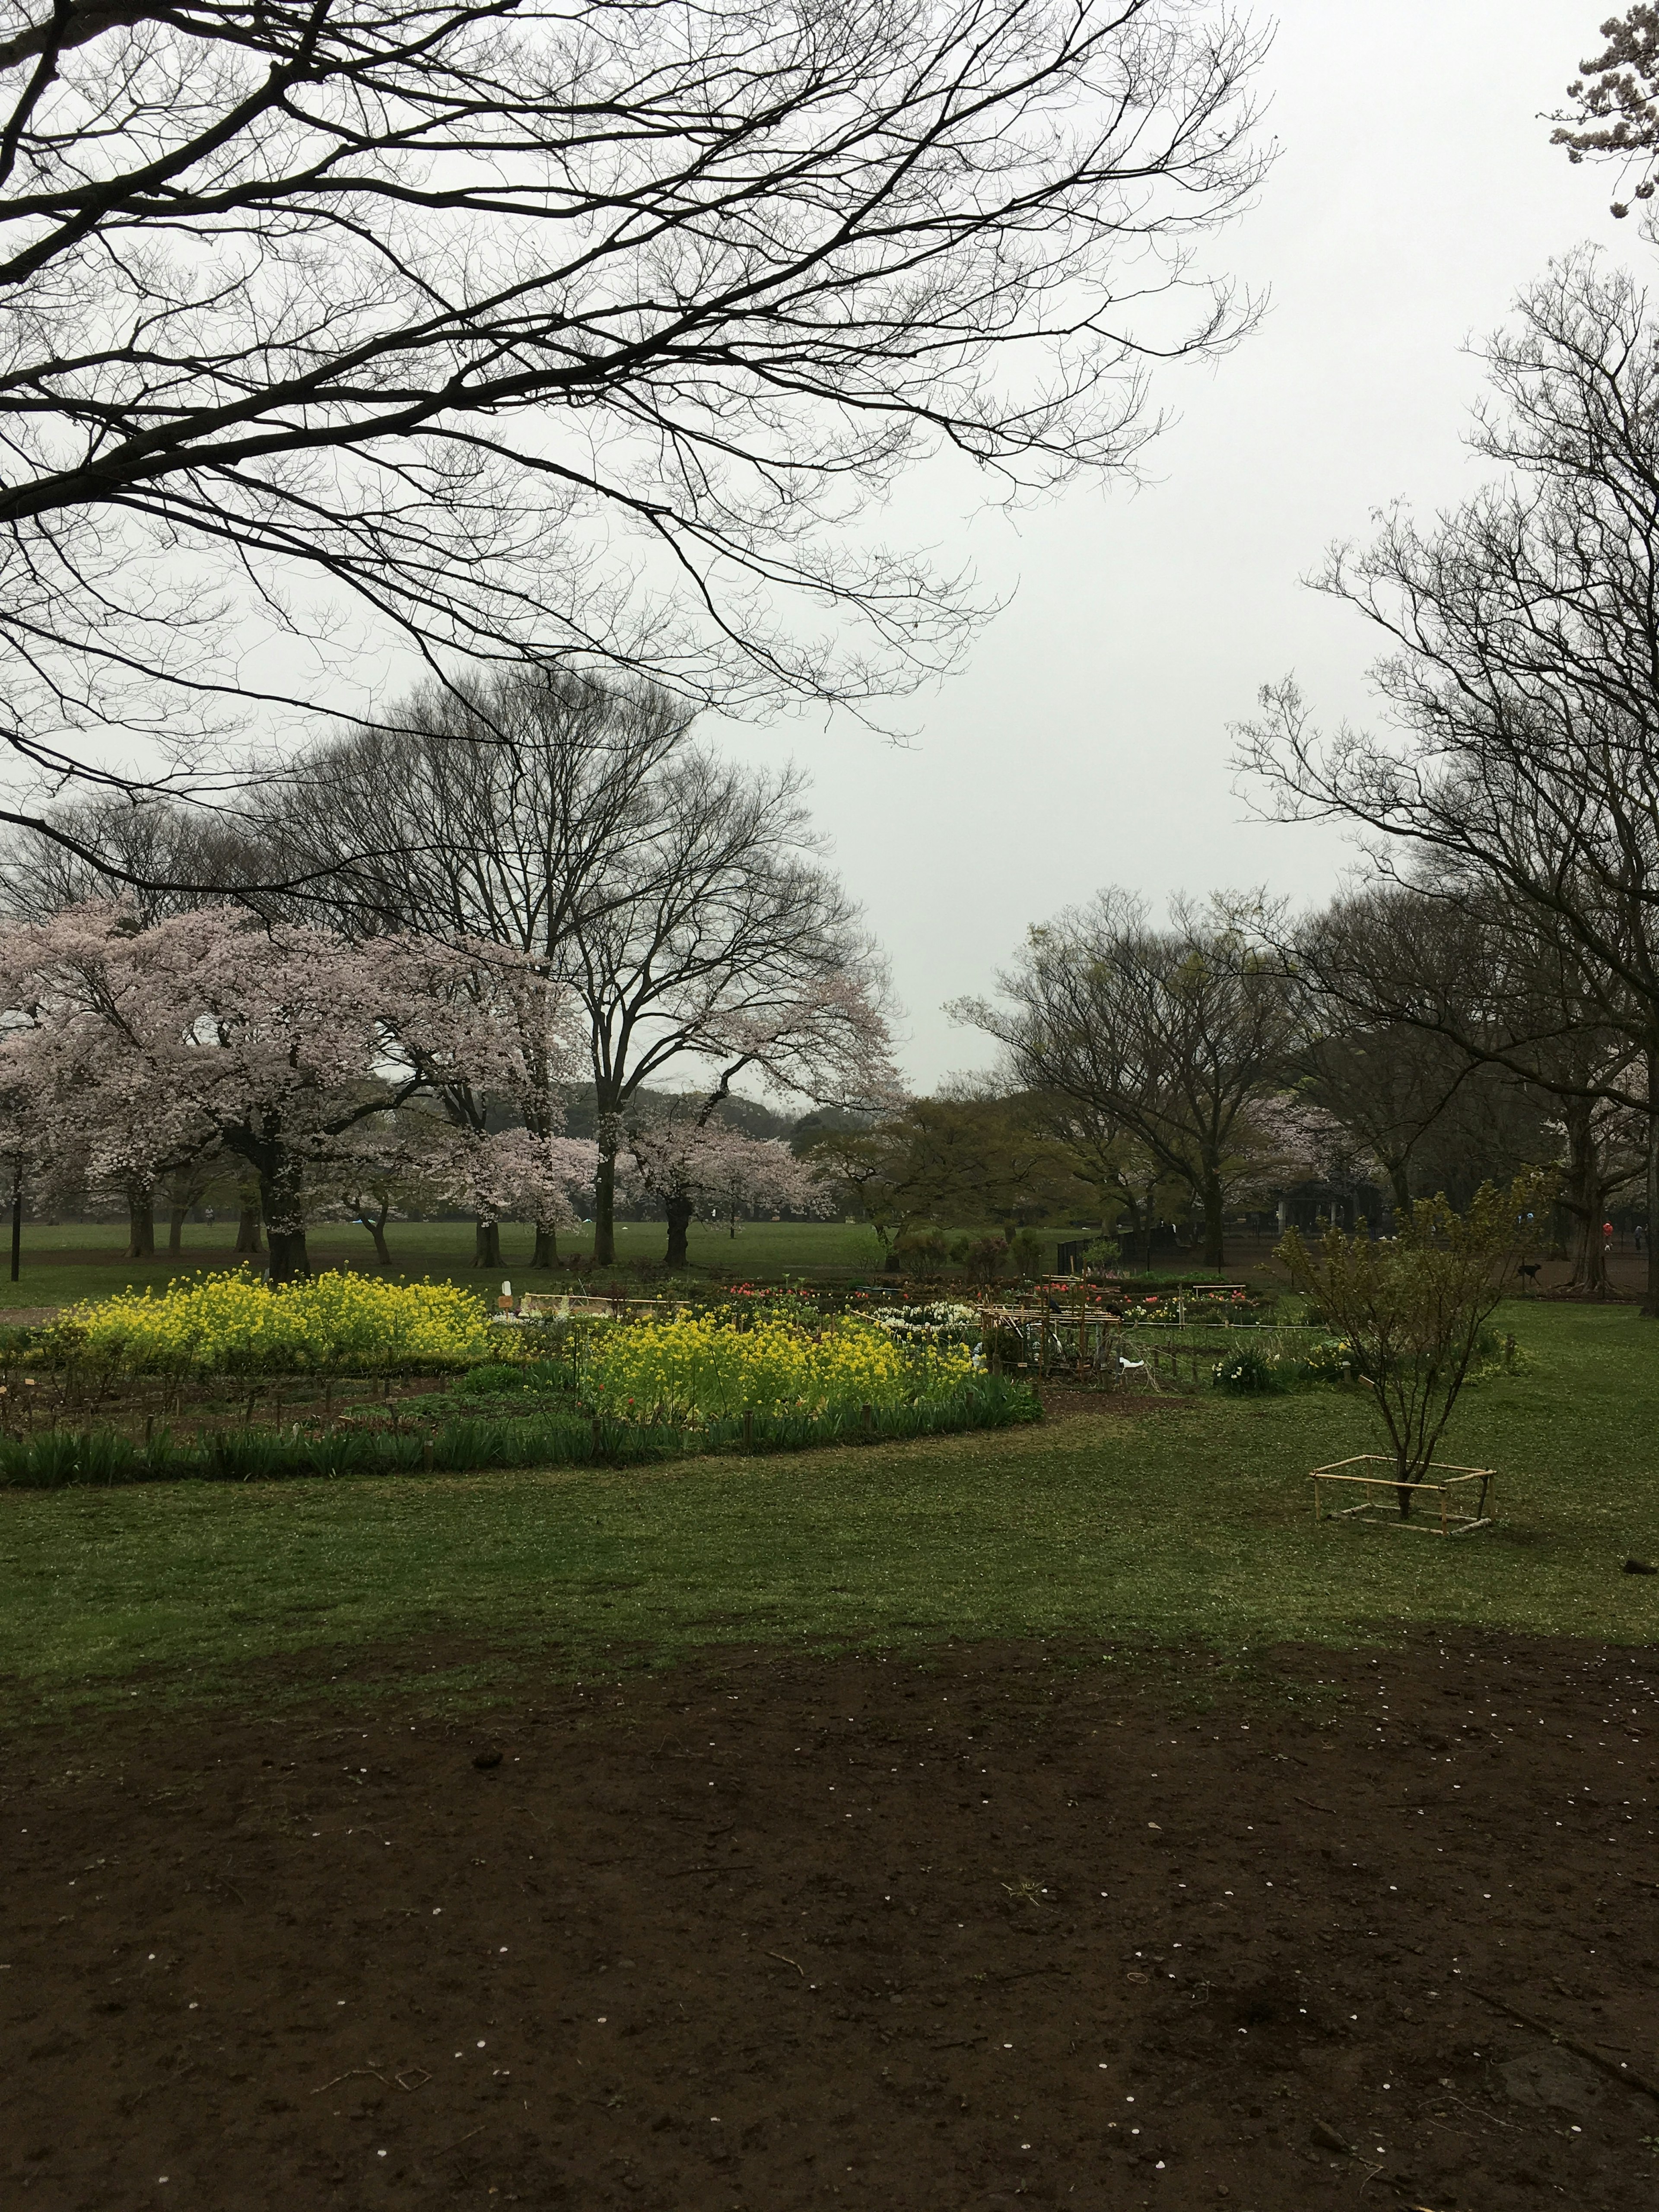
[3,1299,1656,1726]
[0,1216,897,1309]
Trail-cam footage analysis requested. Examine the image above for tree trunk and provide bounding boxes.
[1386,1157,1412,1220]
[1645,1077,1659,1319]
[167,1205,188,1256]
[474,1219,502,1268]
[266,1225,311,1285]
[125,1191,155,1260]
[361,1216,391,1266]
[531,1222,559,1268]
[593,1140,617,1266]
[665,1193,693,1271]
[1557,1094,1608,1296]
[1201,1174,1225,1269]
[258,1152,310,1284]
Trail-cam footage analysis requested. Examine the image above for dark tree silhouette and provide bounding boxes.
[0,0,1268,872]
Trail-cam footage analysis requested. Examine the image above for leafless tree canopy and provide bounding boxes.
[247,667,693,949]
[954,889,1296,1266]
[1236,254,1659,1304]
[0,0,1268,849]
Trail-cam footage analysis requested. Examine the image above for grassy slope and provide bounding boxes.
[3,1301,1656,1723]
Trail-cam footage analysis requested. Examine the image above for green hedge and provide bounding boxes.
[0,1374,1040,1490]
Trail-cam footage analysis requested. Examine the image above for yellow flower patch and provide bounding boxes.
[582,1311,973,1420]
[57,1271,496,1373]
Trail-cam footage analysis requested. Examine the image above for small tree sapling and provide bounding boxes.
[1277,1175,1547,1517]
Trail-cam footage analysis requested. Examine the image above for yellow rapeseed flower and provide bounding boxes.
[582,1311,971,1419]
[58,1271,496,1373]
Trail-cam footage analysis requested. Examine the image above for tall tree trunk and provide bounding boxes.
[266,1225,312,1285]
[167,1205,188,1256]
[259,1153,310,1285]
[235,1201,263,1254]
[1645,1069,1659,1319]
[125,1190,155,1260]
[1201,1173,1225,1269]
[531,1222,559,1267]
[593,1141,617,1266]
[1561,1095,1608,1297]
[360,1213,391,1266]
[1386,1157,1412,1220]
[474,1219,502,1268]
[664,1192,693,1271]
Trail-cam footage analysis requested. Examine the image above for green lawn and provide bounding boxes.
[3,1301,1656,1726]
[0,1215,893,1309]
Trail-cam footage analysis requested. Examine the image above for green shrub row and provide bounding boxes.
[1212,1327,1525,1396]
[0,1374,1040,1490]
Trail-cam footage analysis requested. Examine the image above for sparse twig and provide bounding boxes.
[311,2068,388,2095]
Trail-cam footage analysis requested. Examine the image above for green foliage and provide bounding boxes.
[0,1374,1038,1490]
[807,1093,1093,1252]
[1277,1174,1551,1512]
[1297,1337,1367,1385]
[453,1360,575,1397]
[1212,1344,1280,1395]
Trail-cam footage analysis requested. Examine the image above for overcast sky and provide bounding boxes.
[718,0,1638,1094]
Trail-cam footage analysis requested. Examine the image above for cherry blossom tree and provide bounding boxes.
[436,1128,597,1266]
[0,903,521,1281]
[621,1114,831,1270]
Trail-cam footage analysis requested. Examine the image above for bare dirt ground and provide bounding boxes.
[4,1633,1657,2212]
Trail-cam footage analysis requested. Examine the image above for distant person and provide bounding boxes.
[1637,1224,1647,1254]
[1604,1220,1615,1255]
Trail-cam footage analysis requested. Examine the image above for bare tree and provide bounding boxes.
[1238,255,1659,1307]
[0,793,261,923]
[251,670,692,950]
[1287,883,1560,1208]
[956,891,1296,1267]
[0,0,1268,868]
[570,750,895,1262]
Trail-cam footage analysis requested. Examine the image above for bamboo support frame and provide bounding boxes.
[1311,1456,1498,1536]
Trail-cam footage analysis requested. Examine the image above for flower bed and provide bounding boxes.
[0,1373,1039,1488]
[50,1272,497,1375]
[868,1300,982,1349]
[581,1309,974,1421]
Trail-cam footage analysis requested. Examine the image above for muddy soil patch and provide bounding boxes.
[4,1633,1658,2210]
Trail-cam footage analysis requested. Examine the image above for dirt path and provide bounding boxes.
[4,1633,1657,2210]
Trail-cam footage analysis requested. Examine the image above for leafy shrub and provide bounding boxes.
[582,1309,973,1420]
[887,1230,950,1278]
[51,1271,496,1375]
[454,1359,574,1396]
[1212,1344,1281,1394]
[1008,1227,1049,1278]
[948,1232,1014,1278]
[1297,1337,1368,1385]
[0,1374,1039,1488]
